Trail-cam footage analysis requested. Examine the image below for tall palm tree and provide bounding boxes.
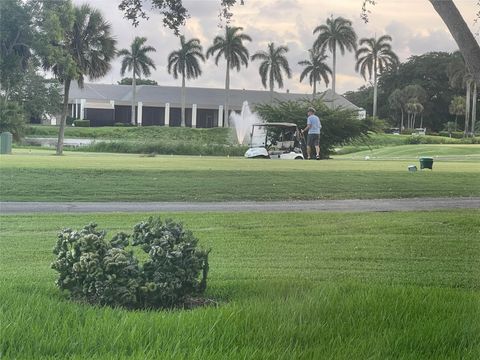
[118,37,156,125]
[167,35,205,127]
[206,26,251,127]
[43,4,116,155]
[355,35,399,118]
[251,42,291,100]
[313,16,357,94]
[298,48,332,99]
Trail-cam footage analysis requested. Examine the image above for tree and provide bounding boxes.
[388,88,407,129]
[251,42,291,101]
[40,2,116,155]
[449,96,466,131]
[355,35,399,118]
[0,0,35,101]
[167,35,205,127]
[118,78,158,85]
[298,49,332,99]
[361,0,480,87]
[118,37,156,126]
[447,52,476,136]
[206,26,251,127]
[313,16,357,94]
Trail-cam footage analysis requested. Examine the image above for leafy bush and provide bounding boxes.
[52,217,210,309]
[73,119,90,127]
[66,116,75,126]
[114,122,132,127]
[438,131,464,139]
[0,100,26,141]
[256,98,368,158]
[79,141,247,156]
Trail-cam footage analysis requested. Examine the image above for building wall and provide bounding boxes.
[84,108,115,126]
[142,106,165,126]
[196,109,217,128]
[114,105,137,124]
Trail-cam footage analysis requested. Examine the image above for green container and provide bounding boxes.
[0,132,13,154]
[419,157,433,170]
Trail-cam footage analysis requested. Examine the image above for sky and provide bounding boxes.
[72,0,479,95]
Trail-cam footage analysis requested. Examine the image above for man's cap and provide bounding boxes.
[308,107,316,113]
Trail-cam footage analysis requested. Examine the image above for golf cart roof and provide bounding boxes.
[252,122,298,128]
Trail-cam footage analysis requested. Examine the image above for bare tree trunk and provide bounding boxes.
[131,71,136,125]
[429,0,480,86]
[332,46,337,94]
[373,60,378,118]
[400,108,404,130]
[224,59,230,127]
[465,80,471,136]
[472,82,477,136]
[181,74,186,127]
[56,78,71,156]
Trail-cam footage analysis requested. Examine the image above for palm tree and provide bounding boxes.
[313,16,357,94]
[251,43,291,100]
[206,26,251,127]
[118,37,156,125]
[355,35,399,118]
[298,48,332,99]
[449,96,466,131]
[43,4,116,155]
[447,52,476,136]
[167,36,205,127]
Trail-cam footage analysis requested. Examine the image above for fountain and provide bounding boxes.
[230,101,264,145]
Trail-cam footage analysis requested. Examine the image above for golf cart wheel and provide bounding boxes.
[295,156,303,160]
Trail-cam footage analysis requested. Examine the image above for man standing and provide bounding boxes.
[301,107,321,159]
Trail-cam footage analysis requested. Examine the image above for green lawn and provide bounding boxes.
[1,211,479,359]
[1,148,480,202]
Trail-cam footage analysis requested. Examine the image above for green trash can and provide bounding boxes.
[0,132,13,154]
[419,157,433,170]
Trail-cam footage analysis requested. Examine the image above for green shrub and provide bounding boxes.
[52,217,210,309]
[0,100,26,141]
[438,131,464,139]
[114,122,132,127]
[66,116,75,126]
[256,98,368,158]
[73,119,90,127]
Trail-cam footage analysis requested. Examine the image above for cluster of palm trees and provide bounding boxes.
[117,16,400,126]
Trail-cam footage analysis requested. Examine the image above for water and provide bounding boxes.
[230,101,264,145]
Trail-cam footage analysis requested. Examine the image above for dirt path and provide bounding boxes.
[1,197,479,214]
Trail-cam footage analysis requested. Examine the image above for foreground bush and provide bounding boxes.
[256,98,368,158]
[0,100,26,141]
[52,217,210,309]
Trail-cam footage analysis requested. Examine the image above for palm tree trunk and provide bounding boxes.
[373,61,378,118]
[313,78,317,100]
[332,46,336,94]
[131,71,137,125]
[225,59,230,127]
[454,114,458,131]
[181,74,186,127]
[471,81,477,136]
[269,75,274,103]
[465,80,471,136]
[400,108,404,130]
[56,78,71,156]
[429,0,480,86]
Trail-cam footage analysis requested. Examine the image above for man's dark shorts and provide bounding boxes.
[307,133,320,146]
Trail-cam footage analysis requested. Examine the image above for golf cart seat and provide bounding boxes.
[275,141,294,150]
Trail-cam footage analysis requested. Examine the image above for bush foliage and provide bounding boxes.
[256,98,368,158]
[52,217,210,309]
[0,100,26,141]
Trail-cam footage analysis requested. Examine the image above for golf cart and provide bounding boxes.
[244,122,306,159]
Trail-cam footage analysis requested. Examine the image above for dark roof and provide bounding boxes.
[69,82,363,111]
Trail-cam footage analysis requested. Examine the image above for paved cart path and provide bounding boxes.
[1,197,479,214]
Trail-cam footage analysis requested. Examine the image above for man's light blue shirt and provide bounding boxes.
[307,115,321,134]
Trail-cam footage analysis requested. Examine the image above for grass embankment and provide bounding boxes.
[24,125,247,156]
[1,211,479,359]
[1,149,479,201]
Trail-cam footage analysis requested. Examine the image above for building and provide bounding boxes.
[67,82,366,127]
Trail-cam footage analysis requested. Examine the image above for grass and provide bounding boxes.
[1,211,479,359]
[1,148,479,202]
[25,125,235,144]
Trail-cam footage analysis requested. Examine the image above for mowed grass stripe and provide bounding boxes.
[0,211,479,359]
[1,166,479,201]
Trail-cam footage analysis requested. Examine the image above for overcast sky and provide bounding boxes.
[72,0,478,95]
